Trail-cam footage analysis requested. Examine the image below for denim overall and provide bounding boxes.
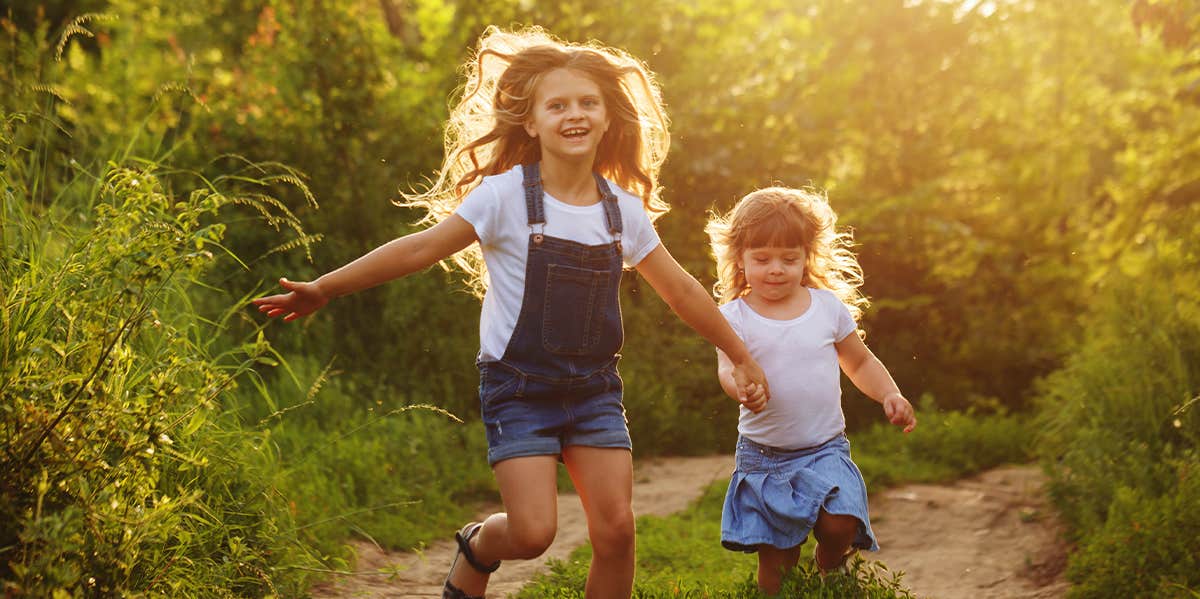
[477,162,631,465]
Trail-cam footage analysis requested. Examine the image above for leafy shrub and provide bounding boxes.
[0,107,323,595]
[1063,458,1200,598]
[1035,239,1200,597]
[853,397,1034,489]
[236,357,496,551]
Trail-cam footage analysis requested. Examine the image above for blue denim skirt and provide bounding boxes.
[721,434,879,552]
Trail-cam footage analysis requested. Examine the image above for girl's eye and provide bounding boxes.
[548,102,564,110]
[583,98,598,107]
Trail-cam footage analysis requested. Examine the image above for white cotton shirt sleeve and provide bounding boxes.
[723,289,856,449]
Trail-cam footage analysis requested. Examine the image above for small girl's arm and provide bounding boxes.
[253,215,478,321]
[716,348,767,413]
[836,332,916,432]
[634,244,770,410]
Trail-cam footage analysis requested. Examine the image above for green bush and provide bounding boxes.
[1035,240,1200,597]
[236,359,496,551]
[0,102,324,594]
[1063,458,1200,599]
[852,397,1035,489]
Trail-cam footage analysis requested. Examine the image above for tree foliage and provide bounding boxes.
[3,0,1199,593]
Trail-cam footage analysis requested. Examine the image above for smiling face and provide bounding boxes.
[738,245,809,305]
[524,67,610,162]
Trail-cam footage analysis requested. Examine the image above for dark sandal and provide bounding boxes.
[443,522,501,599]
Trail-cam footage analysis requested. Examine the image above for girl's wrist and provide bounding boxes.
[882,391,904,403]
[727,349,753,367]
[313,277,337,300]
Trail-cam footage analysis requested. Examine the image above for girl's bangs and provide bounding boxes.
[741,208,808,249]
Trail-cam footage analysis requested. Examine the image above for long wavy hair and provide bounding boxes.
[403,26,671,295]
[706,187,868,322]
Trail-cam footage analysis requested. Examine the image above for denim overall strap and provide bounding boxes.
[497,163,625,378]
[523,163,546,244]
[593,173,623,253]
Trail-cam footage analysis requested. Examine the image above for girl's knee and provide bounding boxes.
[815,512,859,543]
[507,520,556,559]
[590,509,635,557]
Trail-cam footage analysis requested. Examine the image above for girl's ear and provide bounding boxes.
[524,119,538,139]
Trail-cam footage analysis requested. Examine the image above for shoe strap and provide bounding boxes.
[443,580,484,599]
[456,524,501,574]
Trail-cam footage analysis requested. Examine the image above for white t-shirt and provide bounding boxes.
[455,164,661,362]
[719,288,858,449]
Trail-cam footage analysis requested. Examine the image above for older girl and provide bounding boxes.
[254,26,768,599]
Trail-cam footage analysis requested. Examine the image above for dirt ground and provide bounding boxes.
[870,464,1070,599]
[311,459,1068,599]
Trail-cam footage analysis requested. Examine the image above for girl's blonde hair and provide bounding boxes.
[403,26,671,295]
[706,187,868,321]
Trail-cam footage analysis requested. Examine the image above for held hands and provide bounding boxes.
[731,359,770,413]
[251,277,329,322]
[883,392,917,433]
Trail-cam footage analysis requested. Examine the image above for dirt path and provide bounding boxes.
[870,465,1069,598]
[311,455,734,599]
[311,460,1067,599]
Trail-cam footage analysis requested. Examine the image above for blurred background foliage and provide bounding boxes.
[2,0,1198,596]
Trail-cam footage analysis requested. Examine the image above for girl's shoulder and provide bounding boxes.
[809,287,850,313]
[718,297,746,318]
[478,164,525,194]
[809,288,856,332]
[808,287,841,305]
[605,179,640,204]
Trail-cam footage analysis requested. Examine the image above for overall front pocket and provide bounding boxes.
[541,263,611,355]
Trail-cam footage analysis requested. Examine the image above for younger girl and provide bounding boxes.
[706,187,916,594]
[253,27,768,599]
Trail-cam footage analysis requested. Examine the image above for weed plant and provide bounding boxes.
[1035,246,1200,597]
[1,27,329,589]
[853,397,1034,489]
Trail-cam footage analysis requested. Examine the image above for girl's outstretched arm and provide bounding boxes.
[253,215,478,321]
[836,332,916,432]
[634,244,770,409]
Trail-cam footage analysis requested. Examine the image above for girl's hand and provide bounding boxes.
[740,382,768,413]
[883,392,916,433]
[252,277,329,321]
[731,360,770,413]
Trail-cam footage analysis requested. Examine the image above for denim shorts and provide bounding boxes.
[477,360,632,466]
[721,434,879,552]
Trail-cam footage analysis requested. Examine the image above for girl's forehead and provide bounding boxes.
[535,68,602,97]
[744,245,805,253]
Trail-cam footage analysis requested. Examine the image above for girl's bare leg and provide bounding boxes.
[447,455,559,595]
[813,508,859,573]
[562,446,636,599]
[757,544,803,595]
